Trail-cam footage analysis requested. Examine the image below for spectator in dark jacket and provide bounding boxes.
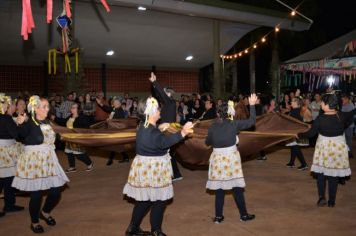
[200,100,217,120]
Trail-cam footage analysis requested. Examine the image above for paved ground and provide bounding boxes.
[1,140,356,236]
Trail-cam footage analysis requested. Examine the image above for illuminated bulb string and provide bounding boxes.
[221,0,312,60]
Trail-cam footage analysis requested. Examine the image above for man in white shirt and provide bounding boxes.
[309,93,321,120]
[342,95,355,158]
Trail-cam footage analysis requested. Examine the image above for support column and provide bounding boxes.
[43,61,48,96]
[232,62,238,95]
[249,51,256,93]
[271,34,280,98]
[101,63,107,97]
[213,20,222,98]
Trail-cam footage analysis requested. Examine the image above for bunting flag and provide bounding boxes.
[101,0,111,12]
[21,0,35,40]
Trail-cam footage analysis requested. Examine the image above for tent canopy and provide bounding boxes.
[284,29,356,64]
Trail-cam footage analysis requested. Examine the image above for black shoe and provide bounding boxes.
[213,216,224,224]
[3,205,25,212]
[31,224,44,234]
[349,152,353,159]
[0,211,5,217]
[119,158,130,163]
[317,197,327,207]
[152,230,167,236]
[297,165,308,171]
[286,163,295,168]
[328,201,335,208]
[240,214,255,222]
[339,178,346,185]
[40,212,56,226]
[86,163,94,172]
[125,224,151,236]
[257,156,267,161]
[106,159,113,166]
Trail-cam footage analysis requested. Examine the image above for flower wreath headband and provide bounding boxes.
[0,93,11,115]
[28,95,41,125]
[144,97,159,128]
[227,100,235,120]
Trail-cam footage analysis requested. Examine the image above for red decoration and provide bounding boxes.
[65,0,71,18]
[101,0,111,12]
[21,0,35,40]
[47,0,53,23]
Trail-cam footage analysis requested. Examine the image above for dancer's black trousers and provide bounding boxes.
[130,200,166,232]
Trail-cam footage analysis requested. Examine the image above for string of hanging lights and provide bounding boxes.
[221,0,311,61]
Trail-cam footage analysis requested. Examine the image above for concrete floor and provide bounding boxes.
[1,141,356,236]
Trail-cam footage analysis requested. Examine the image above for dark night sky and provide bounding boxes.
[221,0,356,94]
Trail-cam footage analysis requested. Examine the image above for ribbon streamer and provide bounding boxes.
[47,0,53,23]
[71,48,79,74]
[64,53,71,74]
[61,27,69,53]
[101,0,111,12]
[48,49,57,75]
[65,0,72,18]
[21,0,35,40]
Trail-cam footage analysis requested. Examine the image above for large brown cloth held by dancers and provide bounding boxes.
[169,113,309,166]
[52,114,309,166]
[52,118,138,152]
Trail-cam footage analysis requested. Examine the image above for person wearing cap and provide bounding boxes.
[123,96,193,236]
[0,94,25,218]
[299,93,356,207]
[149,72,183,181]
[341,94,355,158]
[205,95,257,224]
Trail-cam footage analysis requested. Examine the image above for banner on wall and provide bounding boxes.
[281,57,356,78]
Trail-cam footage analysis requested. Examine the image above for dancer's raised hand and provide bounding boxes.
[149,72,156,83]
[248,93,258,106]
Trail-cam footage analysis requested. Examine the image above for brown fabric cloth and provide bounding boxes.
[52,113,309,167]
[95,98,109,121]
[235,101,249,120]
[52,118,138,152]
[170,113,309,166]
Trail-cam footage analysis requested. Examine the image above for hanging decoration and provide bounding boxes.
[100,0,111,12]
[56,3,72,54]
[21,0,110,40]
[47,0,53,23]
[64,53,71,74]
[48,48,80,75]
[21,0,35,40]
[221,1,311,61]
[48,49,57,75]
[64,0,72,18]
